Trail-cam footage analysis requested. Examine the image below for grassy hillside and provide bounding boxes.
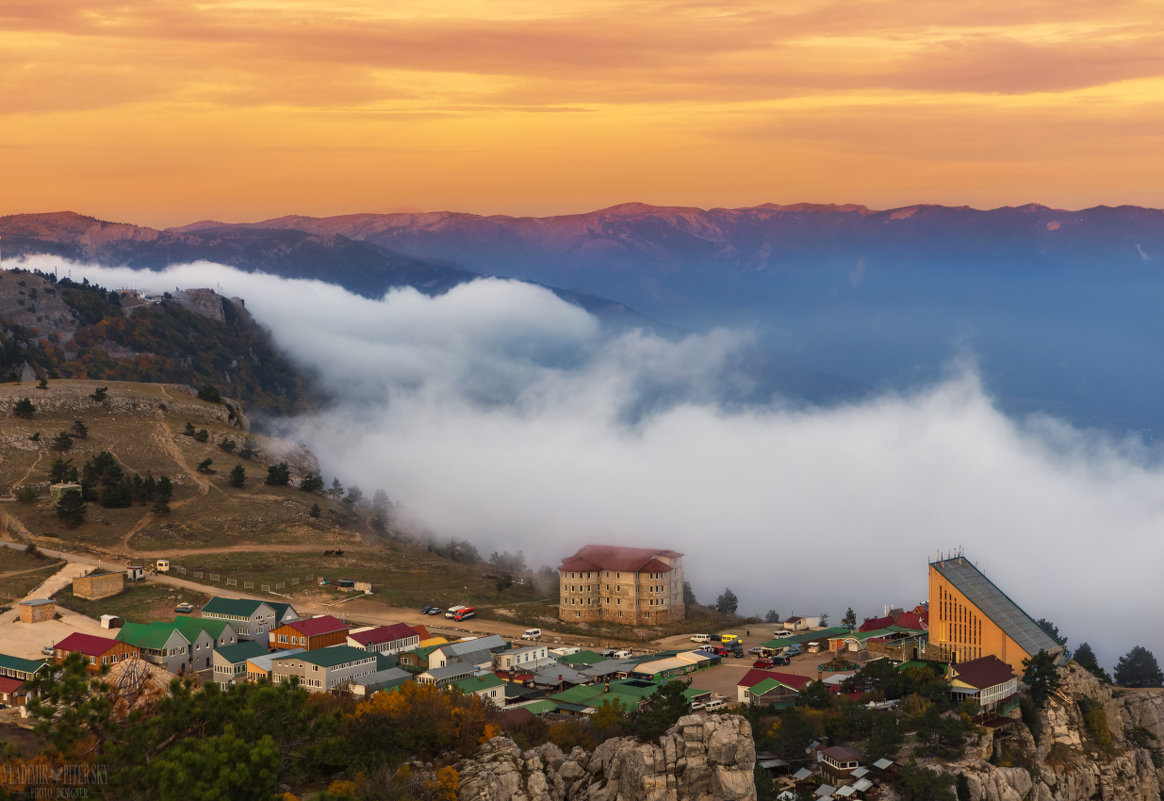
[0,379,558,623]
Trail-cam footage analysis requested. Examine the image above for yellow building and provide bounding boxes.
[558,545,685,625]
[928,555,1064,675]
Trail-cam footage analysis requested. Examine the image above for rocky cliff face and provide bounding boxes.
[457,714,756,801]
[948,664,1164,801]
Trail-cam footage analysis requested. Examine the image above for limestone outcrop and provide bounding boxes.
[457,714,756,801]
[945,664,1164,801]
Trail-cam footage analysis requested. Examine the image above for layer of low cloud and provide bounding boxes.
[26,256,1164,669]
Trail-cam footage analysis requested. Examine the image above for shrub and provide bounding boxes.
[13,397,35,418]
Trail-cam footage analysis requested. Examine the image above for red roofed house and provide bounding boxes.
[819,745,865,779]
[860,609,928,632]
[54,633,139,673]
[269,615,349,651]
[346,623,420,654]
[948,655,1020,717]
[558,545,684,625]
[0,676,28,706]
[737,668,812,705]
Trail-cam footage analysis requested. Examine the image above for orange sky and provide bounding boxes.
[3,0,1163,227]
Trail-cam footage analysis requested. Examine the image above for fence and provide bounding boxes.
[167,566,357,598]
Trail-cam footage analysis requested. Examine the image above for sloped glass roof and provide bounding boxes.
[933,558,1061,659]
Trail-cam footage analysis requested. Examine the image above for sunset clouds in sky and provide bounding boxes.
[3,1,1163,224]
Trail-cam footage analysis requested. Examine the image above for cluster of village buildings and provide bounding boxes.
[0,548,1065,800]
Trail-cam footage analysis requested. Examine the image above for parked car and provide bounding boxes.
[730,648,745,658]
[702,699,727,712]
[753,658,775,669]
[41,645,54,656]
[521,628,542,640]
[174,602,194,614]
[748,646,767,655]
[770,655,791,666]
[718,634,741,645]
[785,645,803,656]
[420,605,436,614]
[711,647,731,657]
[772,631,793,639]
[690,633,711,643]
[427,607,443,616]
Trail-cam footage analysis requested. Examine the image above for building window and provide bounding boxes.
[575,611,581,618]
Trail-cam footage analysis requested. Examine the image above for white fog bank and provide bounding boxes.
[26,256,1164,670]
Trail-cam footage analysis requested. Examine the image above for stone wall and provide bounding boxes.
[73,571,124,600]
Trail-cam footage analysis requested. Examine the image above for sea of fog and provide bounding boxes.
[22,256,1164,671]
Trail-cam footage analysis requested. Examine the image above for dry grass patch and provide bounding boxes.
[51,580,215,623]
[0,560,67,603]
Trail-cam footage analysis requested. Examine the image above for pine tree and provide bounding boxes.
[228,464,246,488]
[1115,646,1164,688]
[1023,650,1062,707]
[55,486,86,526]
[1073,642,1110,682]
[714,587,738,615]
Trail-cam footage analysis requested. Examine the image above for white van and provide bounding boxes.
[690,633,711,643]
[445,605,466,619]
[613,649,631,659]
[522,628,542,640]
[702,698,727,712]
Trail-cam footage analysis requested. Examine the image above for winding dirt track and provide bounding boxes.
[118,399,227,551]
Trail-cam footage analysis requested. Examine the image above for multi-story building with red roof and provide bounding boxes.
[268,615,349,651]
[53,632,140,672]
[558,545,684,624]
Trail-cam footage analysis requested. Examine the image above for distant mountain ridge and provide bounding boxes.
[8,202,1164,430]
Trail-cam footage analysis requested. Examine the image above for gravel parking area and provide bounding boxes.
[0,562,106,659]
[678,631,868,706]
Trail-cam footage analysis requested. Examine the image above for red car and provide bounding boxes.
[752,658,774,669]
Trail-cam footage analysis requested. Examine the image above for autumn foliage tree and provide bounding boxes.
[342,682,499,772]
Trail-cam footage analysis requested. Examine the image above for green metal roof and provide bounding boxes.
[172,617,232,641]
[0,654,48,674]
[214,641,269,664]
[407,644,442,660]
[267,602,295,621]
[558,650,605,666]
[116,622,187,650]
[549,679,656,711]
[452,674,505,694]
[515,699,557,715]
[298,646,376,669]
[749,678,792,696]
[201,597,266,618]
